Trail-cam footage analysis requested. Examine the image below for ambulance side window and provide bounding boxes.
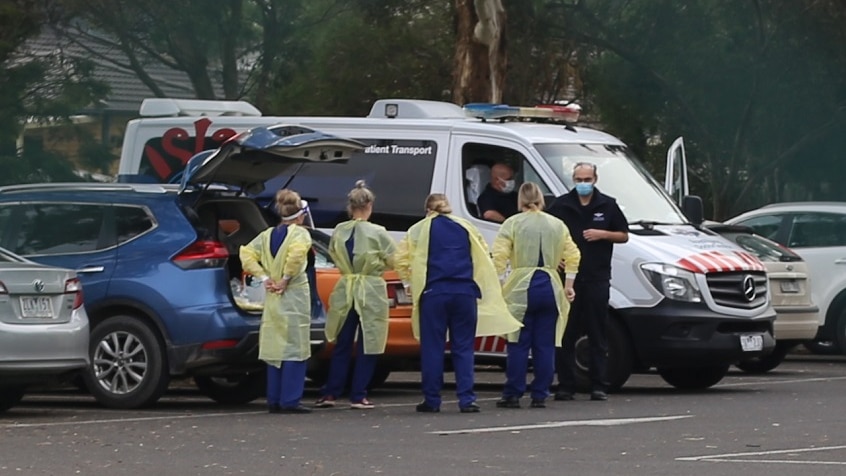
[264,138,438,232]
[461,143,551,219]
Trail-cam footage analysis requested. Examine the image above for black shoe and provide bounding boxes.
[416,402,440,413]
[590,391,608,401]
[278,405,313,414]
[554,391,574,401]
[496,397,521,409]
[268,404,282,414]
[530,399,546,409]
[459,402,481,413]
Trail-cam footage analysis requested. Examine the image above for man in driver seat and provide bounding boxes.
[477,162,519,223]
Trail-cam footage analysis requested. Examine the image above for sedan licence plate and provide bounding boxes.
[20,296,54,318]
[740,334,763,352]
[780,280,801,293]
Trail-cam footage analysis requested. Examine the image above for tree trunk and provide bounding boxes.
[453,0,507,105]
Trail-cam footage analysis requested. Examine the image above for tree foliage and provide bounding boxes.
[541,0,846,219]
[1,0,107,184]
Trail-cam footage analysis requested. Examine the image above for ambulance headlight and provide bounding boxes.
[641,263,702,303]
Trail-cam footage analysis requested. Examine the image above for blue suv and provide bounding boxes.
[0,129,363,408]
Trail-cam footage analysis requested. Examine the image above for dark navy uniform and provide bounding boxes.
[477,184,519,220]
[419,215,481,410]
[547,188,628,393]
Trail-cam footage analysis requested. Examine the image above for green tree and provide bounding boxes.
[0,0,107,185]
[543,0,846,219]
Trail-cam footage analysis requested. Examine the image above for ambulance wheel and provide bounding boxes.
[194,371,265,404]
[572,317,633,392]
[736,341,793,374]
[658,364,729,390]
[0,386,25,412]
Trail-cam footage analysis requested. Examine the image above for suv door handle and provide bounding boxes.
[835,258,846,265]
[77,266,105,273]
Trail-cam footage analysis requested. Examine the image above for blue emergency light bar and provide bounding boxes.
[463,102,581,123]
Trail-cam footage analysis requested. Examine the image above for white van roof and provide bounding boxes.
[139,98,263,117]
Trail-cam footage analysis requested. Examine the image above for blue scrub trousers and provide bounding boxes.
[503,272,558,401]
[322,308,378,402]
[266,360,307,408]
[419,292,478,409]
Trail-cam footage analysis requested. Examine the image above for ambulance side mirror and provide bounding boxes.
[682,195,704,225]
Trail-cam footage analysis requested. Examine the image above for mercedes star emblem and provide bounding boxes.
[742,275,756,302]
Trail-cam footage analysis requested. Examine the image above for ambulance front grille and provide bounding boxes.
[706,271,768,309]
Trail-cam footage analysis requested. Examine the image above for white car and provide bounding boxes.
[727,202,846,353]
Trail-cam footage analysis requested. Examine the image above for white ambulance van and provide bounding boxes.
[118,98,776,391]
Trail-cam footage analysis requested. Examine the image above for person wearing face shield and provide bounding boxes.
[240,189,314,414]
[477,162,519,223]
[546,162,629,402]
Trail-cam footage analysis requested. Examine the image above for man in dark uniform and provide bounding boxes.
[546,162,629,401]
[477,163,519,223]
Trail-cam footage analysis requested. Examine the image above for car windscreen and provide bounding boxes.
[721,232,803,262]
[535,143,688,224]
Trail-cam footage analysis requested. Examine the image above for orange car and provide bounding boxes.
[309,230,418,386]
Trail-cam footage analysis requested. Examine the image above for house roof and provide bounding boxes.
[21,26,230,115]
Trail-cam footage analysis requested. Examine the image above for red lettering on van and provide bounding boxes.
[140,119,239,182]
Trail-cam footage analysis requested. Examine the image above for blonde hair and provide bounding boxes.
[347,180,375,216]
[425,193,452,214]
[518,182,545,210]
[275,189,302,220]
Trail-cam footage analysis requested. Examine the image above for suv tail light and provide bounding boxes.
[385,281,412,307]
[173,240,228,270]
[65,278,84,310]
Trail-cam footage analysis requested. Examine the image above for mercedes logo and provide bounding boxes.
[741,275,756,302]
[33,279,45,293]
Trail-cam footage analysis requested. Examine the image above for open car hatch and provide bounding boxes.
[179,126,365,195]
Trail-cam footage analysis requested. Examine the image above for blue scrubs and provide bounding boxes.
[419,216,481,410]
[321,227,379,403]
[503,268,558,401]
[266,225,308,409]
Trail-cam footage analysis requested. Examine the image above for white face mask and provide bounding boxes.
[500,179,516,193]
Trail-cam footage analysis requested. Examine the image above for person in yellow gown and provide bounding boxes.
[240,189,313,414]
[395,193,521,413]
[315,180,396,410]
[492,182,581,409]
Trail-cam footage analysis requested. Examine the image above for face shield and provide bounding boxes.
[281,199,313,228]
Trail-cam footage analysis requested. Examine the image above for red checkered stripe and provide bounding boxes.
[677,250,766,274]
[474,336,507,354]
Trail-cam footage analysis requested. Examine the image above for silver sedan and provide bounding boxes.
[0,246,89,412]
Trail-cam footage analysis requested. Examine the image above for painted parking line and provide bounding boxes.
[677,445,846,465]
[0,410,264,429]
[718,376,846,388]
[430,415,693,435]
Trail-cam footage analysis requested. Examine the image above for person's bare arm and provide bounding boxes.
[482,209,506,223]
[583,229,629,243]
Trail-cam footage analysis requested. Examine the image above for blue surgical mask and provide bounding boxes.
[575,182,594,196]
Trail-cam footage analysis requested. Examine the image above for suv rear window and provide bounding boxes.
[723,232,802,262]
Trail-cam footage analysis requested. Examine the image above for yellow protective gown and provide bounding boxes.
[325,219,396,354]
[395,213,522,340]
[492,209,581,346]
[239,225,312,366]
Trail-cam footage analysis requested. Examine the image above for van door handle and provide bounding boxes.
[835,258,846,265]
[77,266,105,273]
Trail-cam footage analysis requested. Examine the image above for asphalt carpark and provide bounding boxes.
[2,352,845,476]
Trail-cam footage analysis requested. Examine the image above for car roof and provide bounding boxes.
[758,201,846,212]
[0,182,180,195]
